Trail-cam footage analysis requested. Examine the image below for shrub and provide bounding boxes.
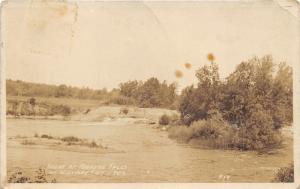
[169,116,236,149]
[273,164,294,182]
[29,97,36,106]
[159,114,170,125]
[168,125,194,142]
[235,104,282,150]
[40,134,53,139]
[170,107,283,151]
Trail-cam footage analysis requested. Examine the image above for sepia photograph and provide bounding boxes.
[0,0,299,188]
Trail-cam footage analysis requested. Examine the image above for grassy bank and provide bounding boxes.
[6,96,104,118]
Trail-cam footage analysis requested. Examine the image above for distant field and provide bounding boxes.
[6,96,104,109]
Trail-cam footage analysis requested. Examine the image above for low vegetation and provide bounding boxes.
[61,136,82,142]
[8,168,56,183]
[169,113,282,151]
[6,97,72,117]
[25,134,106,149]
[41,134,53,139]
[159,114,180,126]
[273,164,294,182]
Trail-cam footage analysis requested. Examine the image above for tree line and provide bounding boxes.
[6,78,178,109]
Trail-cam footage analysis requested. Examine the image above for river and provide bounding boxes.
[7,118,292,182]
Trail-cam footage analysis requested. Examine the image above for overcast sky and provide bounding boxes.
[3,0,299,90]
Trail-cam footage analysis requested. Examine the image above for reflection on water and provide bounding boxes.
[7,119,292,182]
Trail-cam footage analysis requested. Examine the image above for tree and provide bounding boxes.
[119,80,139,98]
[179,62,221,125]
[136,78,161,107]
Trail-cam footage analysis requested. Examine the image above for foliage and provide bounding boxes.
[179,56,292,130]
[176,55,292,151]
[179,63,221,125]
[41,134,53,139]
[159,114,180,126]
[159,114,170,125]
[8,168,56,183]
[169,115,236,149]
[6,80,109,100]
[29,97,36,106]
[6,97,73,117]
[273,164,294,182]
[61,136,82,142]
[234,104,282,150]
[119,80,139,98]
[119,78,177,108]
[7,78,178,109]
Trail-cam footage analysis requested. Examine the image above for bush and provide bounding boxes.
[235,105,282,150]
[29,97,36,106]
[40,134,53,139]
[169,109,282,151]
[169,116,236,149]
[159,114,180,126]
[159,114,170,125]
[273,164,294,182]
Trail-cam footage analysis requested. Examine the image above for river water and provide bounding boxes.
[7,119,292,182]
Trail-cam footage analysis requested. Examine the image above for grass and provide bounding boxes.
[7,96,104,109]
[34,134,105,149]
[61,136,82,142]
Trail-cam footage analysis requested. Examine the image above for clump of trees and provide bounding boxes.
[119,77,177,108]
[175,55,292,151]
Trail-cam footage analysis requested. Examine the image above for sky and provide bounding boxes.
[2,0,299,91]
